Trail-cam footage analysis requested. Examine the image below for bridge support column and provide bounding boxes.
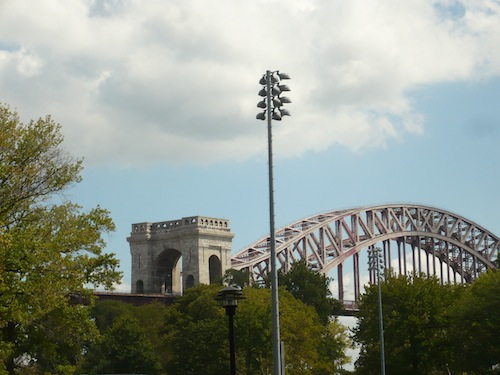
[353,252,360,301]
[337,263,344,301]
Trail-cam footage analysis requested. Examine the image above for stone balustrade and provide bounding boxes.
[131,216,230,234]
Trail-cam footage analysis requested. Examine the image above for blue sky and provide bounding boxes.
[69,76,500,290]
[1,0,499,291]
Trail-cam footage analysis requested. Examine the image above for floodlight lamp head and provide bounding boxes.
[277,72,290,80]
[257,100,267,108]
[273,98,282,107]
[256,112,266,120]
[271,86,281,96]
[272,111,282,120]
[280,108,291,116]
[279,96,292,104]
[258,88,267,97]
[278,84,290,92]
[259,76,267,85]
[271,73,280,84]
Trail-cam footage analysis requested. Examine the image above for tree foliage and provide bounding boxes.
[162,284,229,375]
[353,270,500,374]
[83,314,162,375]
[133,302,171,369]
[17,305,100,374]
[448,269,500,374]
[313,321,353,375]
[82,300,169,374]
[0,104,121,374]
[353,273,462,375]
[162,284,352,375]
[279,260,342,324]
[223,268,252,288]
[90,299,136,333]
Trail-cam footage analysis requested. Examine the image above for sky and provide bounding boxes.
[1,0,499,294]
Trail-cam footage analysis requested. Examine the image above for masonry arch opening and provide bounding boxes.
[155,249,182,294]
[209,255,222,284]
[136,280,144,294]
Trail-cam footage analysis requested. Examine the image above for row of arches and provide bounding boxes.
[135,249,223,294]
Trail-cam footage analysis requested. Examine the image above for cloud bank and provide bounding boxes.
[1,0,499,165]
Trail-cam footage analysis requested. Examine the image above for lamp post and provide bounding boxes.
[368,246,386,375]
[256,70,291,375]
[215,285,245,375]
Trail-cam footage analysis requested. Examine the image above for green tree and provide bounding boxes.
[82,315,162,375]
[448,269,500,374]
[18,305,100,374]
[85,300,169,372]
[276,288,337,374]
[134,302,170,370]
[353,273,460,375]
[279,260,342,324]
[223,268,252,288]
[233,287,273,373]
[163,284,352,375]
[90,299,135,332]
[238,287,351,374]
[163,284,228,375]
[0,104,121,374]
[313,322,353,375]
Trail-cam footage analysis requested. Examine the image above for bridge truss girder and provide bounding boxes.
[231,204,499,301]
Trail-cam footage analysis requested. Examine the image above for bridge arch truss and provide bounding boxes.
[231,204,499,301]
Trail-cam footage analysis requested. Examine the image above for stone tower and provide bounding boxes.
[128,216,234,294]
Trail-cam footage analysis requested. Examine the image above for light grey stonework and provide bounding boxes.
[128,216,234,294]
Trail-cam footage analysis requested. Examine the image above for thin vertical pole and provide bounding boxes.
[227,307,237,375]
[376,264,386,375]
[266,70,282,375]
[369,248,386,375]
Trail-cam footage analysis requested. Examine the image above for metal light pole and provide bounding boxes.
[256,70,291,375]
[368,246,386,375]
[215,285,245,375]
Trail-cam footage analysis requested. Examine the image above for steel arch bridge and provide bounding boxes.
[231,203,499,302]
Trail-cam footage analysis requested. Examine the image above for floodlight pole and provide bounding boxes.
[368,247,386,375]
[257,70,291,375]
[376,269,386,375]
[266,70,282,375]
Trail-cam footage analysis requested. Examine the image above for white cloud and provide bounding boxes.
[0,0,499,166]
[16,48,43,77]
